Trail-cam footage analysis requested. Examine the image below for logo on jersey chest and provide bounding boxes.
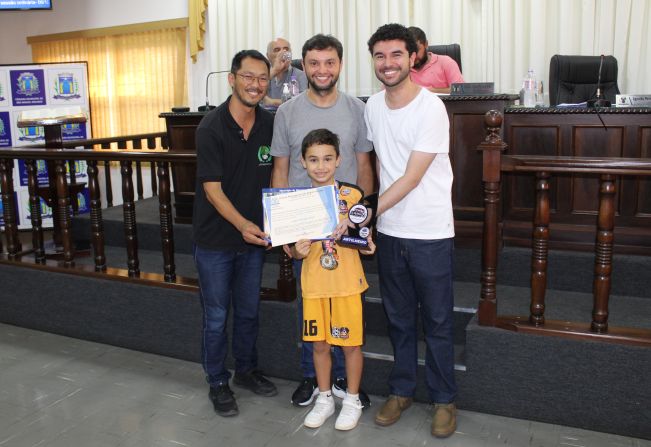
[257,145,271,165]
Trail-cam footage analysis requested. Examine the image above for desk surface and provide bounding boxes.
[159,94,521,117]
[505,105,651,114]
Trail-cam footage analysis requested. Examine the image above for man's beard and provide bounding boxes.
[413,52,428,70]
[307,74,339,93]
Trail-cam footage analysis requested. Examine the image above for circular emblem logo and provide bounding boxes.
[359,227,370,238]
[348,204,368,224]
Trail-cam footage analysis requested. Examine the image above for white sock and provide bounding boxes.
[320,390,333,399]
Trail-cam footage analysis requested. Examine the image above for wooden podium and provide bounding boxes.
[159,111,206,224]
[17,111,87,253]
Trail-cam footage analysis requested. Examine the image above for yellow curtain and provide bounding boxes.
[189,0,208,63]
[31,27,187,138]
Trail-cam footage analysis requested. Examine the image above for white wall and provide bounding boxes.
[0,0,187,64]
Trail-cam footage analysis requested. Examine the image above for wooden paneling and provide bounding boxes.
[637,127,651,216]
[502,108,651,253]
[442,96,518,226]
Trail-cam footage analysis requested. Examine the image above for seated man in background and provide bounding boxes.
[265,37,308,106]
[407,26,463,94]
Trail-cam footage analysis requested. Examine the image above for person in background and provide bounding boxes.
[365,23,458,438]
[270,33,374,410]
[193,49,277,418]
[265,37,308,106]
[407,26,463,94]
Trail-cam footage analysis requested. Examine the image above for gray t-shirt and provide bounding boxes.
[271,91,373,188]
[267,66,308,99]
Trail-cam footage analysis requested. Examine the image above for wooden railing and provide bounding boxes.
[32,131,168,206]
[477,110,651,347]
[0,146,295,301]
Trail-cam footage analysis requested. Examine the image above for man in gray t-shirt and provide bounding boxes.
[270,34,374,410]
[271,37,372,194]
[271,92,372,189]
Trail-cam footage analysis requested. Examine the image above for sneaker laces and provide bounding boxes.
[341,396,363,413]
[311,394,334,416]
[336,397,363,427]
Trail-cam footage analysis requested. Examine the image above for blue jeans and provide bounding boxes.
[193,244,265,386]
[294,259,346,379]
[376,233,457,403]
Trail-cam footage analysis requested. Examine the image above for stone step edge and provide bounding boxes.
[296,341,467,372]
[365,295,477,315]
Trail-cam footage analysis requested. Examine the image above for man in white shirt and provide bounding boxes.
[364,23,457,439]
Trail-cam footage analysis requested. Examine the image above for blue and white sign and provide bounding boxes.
[0,192,20,229]
[61,122,87,140]
[17,159,49,187]
[48,67,85,105]
[75,187,90,214]
[18,189,52,230]
[4,62,90,230]
[0,0,52,10]
[0,70,9,106]
[0,112,12,147]
[10,69,46,107]
[17,124,44,143]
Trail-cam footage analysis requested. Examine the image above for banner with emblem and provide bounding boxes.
[0,69,9,107]
[0,62,91,229]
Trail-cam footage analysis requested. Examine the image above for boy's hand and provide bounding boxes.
[359,235,376,256]
[332,218,350,240]
[282,244,293,258]
[292,239,312,259]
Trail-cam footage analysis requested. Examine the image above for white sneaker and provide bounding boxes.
[304,392,335,428]
[334,394,363,431]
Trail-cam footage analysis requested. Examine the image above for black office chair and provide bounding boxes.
[290,59,302,71]
[427,44,462,73]
[548,55,620,106]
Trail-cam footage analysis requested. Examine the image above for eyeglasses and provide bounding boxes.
[235,73,270,86]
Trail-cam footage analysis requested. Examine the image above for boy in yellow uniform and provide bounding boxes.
[290,128,375,431]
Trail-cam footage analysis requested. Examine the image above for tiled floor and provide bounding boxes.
[0,323,648,447]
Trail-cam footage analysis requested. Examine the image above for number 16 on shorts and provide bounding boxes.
[303,319,318,338]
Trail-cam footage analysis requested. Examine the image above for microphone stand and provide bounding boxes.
[198,70,230,112]
[587,55,611,108]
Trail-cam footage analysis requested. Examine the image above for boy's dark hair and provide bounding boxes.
[407,26,428,45]
[230,49,271,74]
[302,34,344,61]
[367,23,417,56]
[301,128,340,158]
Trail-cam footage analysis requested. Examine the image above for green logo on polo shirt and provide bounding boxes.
[258,145,271,164]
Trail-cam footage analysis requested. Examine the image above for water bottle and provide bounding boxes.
[536,81,545,107]
[522,69,536,107]
[281,82,291,103]
[289,75,300,97]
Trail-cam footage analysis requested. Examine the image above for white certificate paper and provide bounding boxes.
[262,185,339,247]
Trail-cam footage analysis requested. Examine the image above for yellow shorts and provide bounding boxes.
[302,294,364,346]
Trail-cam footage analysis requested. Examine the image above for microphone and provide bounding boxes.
[198,70,230,112]
[588,55,611,108]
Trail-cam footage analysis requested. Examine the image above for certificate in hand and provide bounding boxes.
[262,185,339,247]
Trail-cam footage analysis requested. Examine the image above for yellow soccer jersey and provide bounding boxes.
[300,182,369,299]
